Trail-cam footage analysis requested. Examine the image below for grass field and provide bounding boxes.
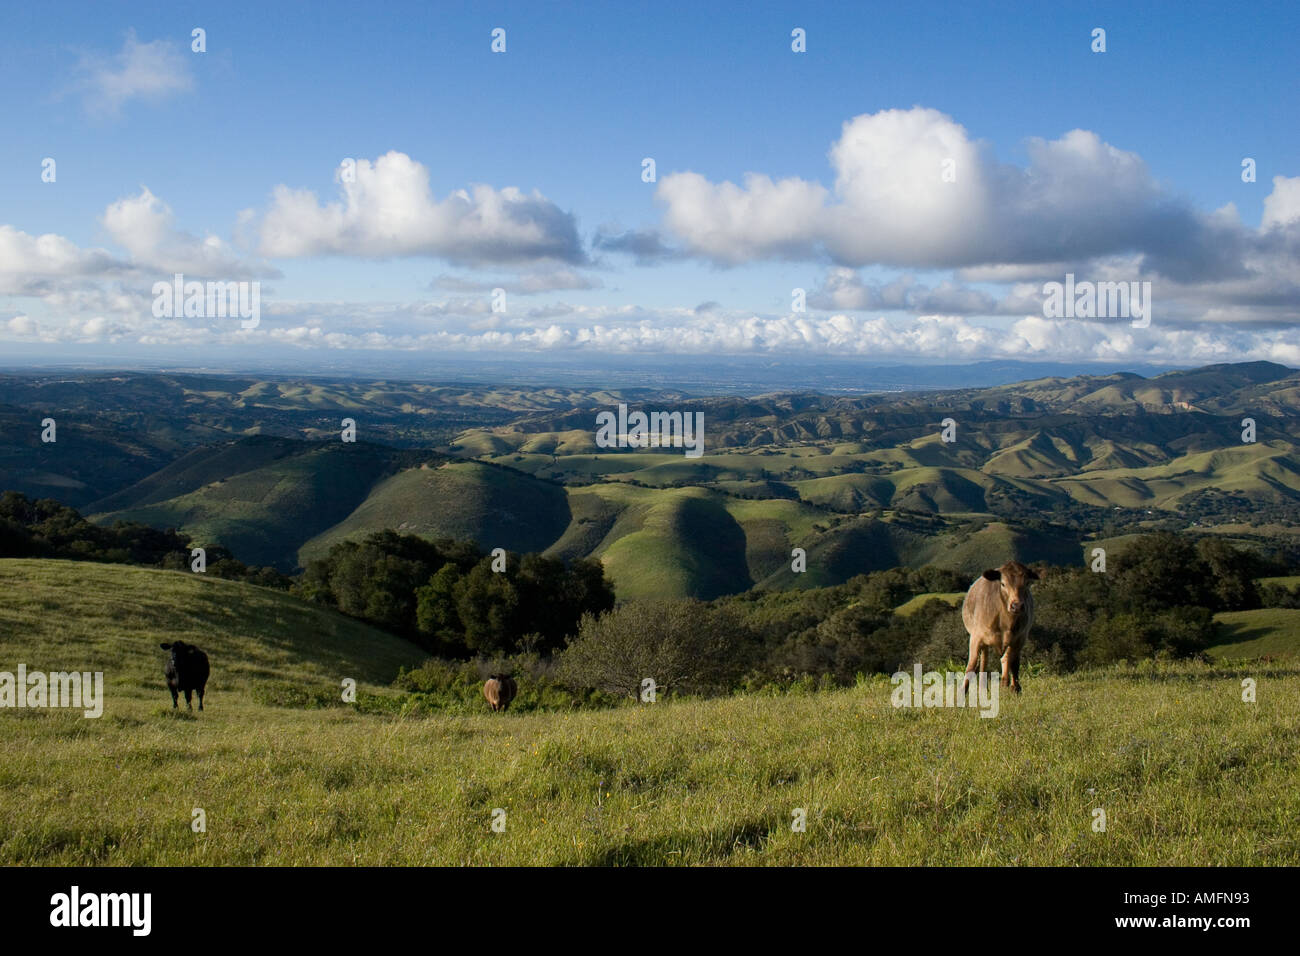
[1257,575,1300,589]
[895,592,965,616]
[3,559,1298,865]
[1209,608,1300,661]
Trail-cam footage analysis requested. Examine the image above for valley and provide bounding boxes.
[2,361,1298,597]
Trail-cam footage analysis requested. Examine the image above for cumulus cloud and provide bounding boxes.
[0,225,129,295]
[259,152,585,266]
[651,107,1300,293]
[75,30,193,115]
[103,187,275,278]
[0,185,273,335]
[1263,176,1300,230]
[3,111,1296,361]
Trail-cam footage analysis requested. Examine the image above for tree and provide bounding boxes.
[1195,537,1262,610]
[1110,533,1209,611]
[454,560,520,654]
[416,563,463,648]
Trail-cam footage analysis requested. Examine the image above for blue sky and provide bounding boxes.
[1,0,1297,368]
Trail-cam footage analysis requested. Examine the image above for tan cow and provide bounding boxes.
[961,561,1039,695]
[483,674,518,712]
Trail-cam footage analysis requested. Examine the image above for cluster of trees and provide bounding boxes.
[1012,534,1281,668]
[984,483,1198,538]
[1178,488,1300,536]
[986,486,1300,549]
[557,566,971,697]
[1,492,188,564]
[0,492,289,588]
[298,530,614,656]
[555,534,1291,699]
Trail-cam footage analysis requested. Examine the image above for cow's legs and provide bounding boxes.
[1007,645,1022,694]
[183,688,193,710]
[1000,648,1011,687]
[197,686,205,711]
[962,634,983,693]
[169,687,178,709]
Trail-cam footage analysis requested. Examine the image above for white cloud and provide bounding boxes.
[2,113,1296,361]
[1262,176,1300,229]
[259,152,585,266]
[658,172,827,264]
[10,291,1295,367]
[102,187,272,278]
[651,107,1300,292]
[0,225,128,294]
[7,315,37,336]
[76,30,193,115]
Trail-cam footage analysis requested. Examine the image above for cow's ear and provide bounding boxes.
[981,569,1001,582]
[160,643,172,650]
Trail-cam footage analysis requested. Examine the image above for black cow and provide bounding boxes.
[160,641,210,711]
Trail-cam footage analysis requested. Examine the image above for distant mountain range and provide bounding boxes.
[2,360,1297,598]
[1,352,1186,393]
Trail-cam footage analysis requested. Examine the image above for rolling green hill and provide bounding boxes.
[88,435,310,514]
[92,441,429,570]
[561,485,753,601]
[298,460,571,566]
[0,559,425,701]
[1258,575,1300,588]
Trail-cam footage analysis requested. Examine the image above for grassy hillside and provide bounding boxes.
[1257,575,1300,588]
[1,558,1296,865]
[0,560,425,699]
[298,460,571,566]
[92,443,427,570]
[1054,441,1300,509]
[902,520,1082,571]
[895,592,965,616]
[570,485,754,601]
[88,435,309,514]
[1208,609,1300,660]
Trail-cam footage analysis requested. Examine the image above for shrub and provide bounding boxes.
[557,600,759,699]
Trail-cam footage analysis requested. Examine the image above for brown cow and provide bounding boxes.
[483,674,518,712]
[961,561,1039,695]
